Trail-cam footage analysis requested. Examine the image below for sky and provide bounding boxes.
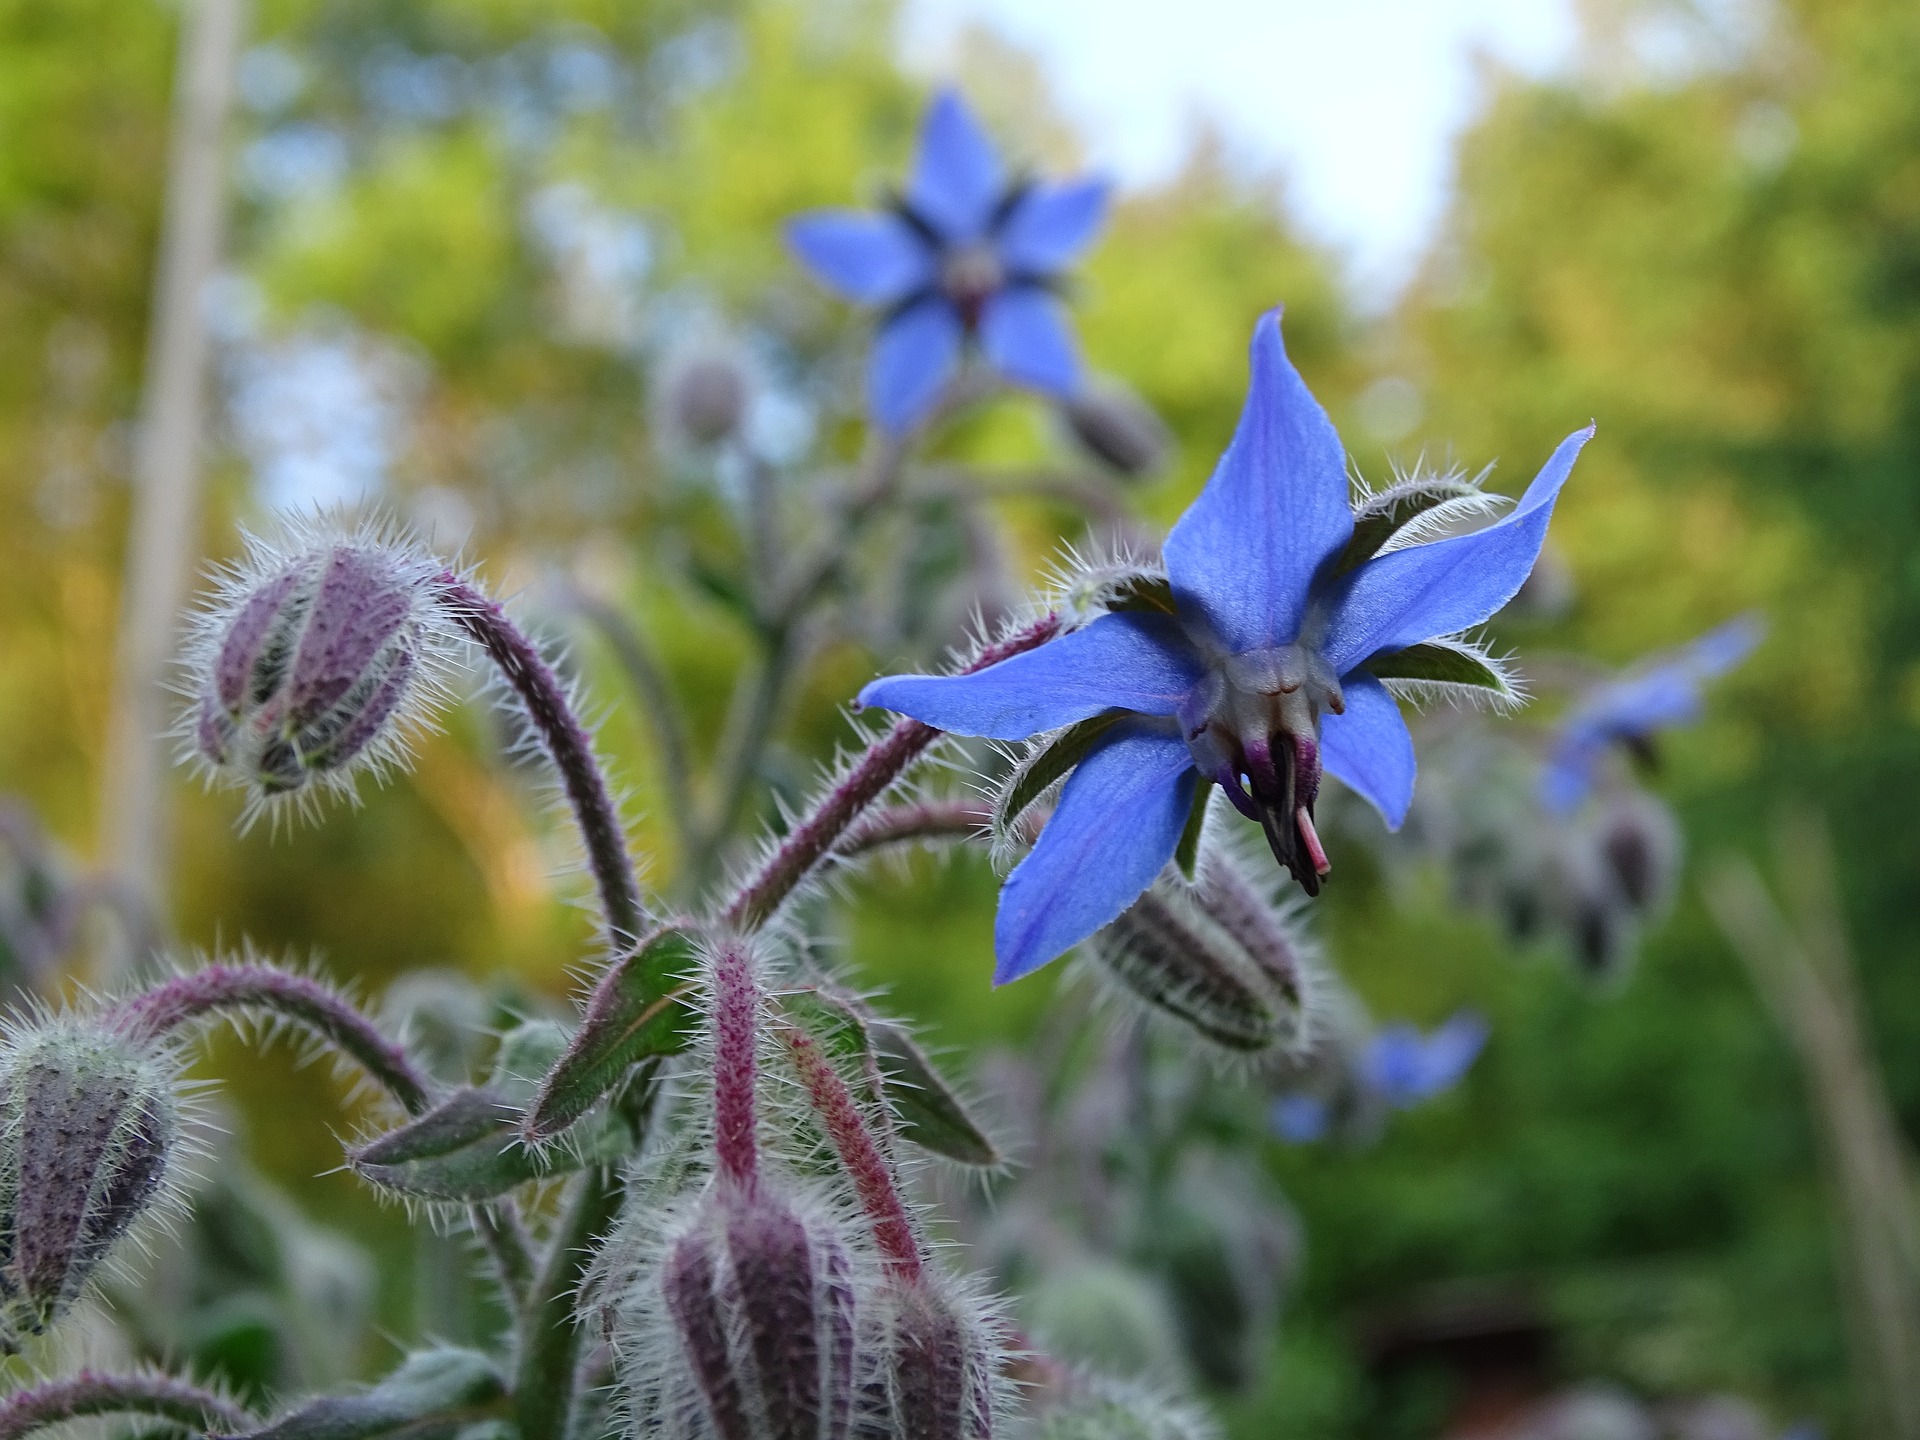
[901,0,1580,299]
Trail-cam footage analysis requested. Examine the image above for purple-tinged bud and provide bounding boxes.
[666,354,751,447]
[181,520,452,820]
[879,1274,1004,1440]
[1060,385,1171,479]
[624,1183,858,1440]
[0,1015,181,1351]
[1089,873,1306,1055]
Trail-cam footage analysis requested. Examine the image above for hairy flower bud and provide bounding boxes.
[1029,1377,1217,1440]
[1060,385,1171,479]
[879,1274,1004,1440]
[1088,859,1307,1055]
[0,1015,180,1350]
[623,1183,858,1440]
[183,521,451,820]
[667,355,751,447]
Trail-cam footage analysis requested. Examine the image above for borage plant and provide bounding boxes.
[0,89,1614,1440]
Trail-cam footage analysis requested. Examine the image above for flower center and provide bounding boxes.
[939,245,1004,329]
[1178,643,1346,895]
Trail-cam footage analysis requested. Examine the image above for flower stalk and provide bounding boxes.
[0,1372,252,1440]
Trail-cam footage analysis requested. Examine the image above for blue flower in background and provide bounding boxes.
[1539,614,1763,814]
[1272,1009,1488,1145]
[860,310,1593,982]
[786,89,1108,435]
[1364,1010,1489,1108]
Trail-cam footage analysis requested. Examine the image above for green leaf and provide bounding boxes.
[522,927,702,1143]
[230,1348,504,1439]
[1363,642,1509,692]
[1335,476,1487,575]
[778,988,1000,1166]
[999,711,1128,831]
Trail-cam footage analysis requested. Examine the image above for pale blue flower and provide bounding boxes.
[786,89,1108,435]
[859,310,1592,982]
[1364,1010,1489,1108]
[1539,614,1763,814]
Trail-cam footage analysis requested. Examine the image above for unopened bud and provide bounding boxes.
[1595,792,1680,916]
[0,1016,180,1350]
[880,1274,1002,1440]
[1030,1378,1217,1440]
[1089,880,1303,1054]
[630,1183,857,1440]
[667,355,751,447]
[185,523,449,817]
[1061,386,1170,479]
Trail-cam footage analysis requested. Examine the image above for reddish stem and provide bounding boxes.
[0,1371,252,1440]
[722,613,1060,932]
[837,799,993,859]
[711,939,760,1194]
[779,1022,921,1282]
[110,961,431,1114]
[434,572,646,953]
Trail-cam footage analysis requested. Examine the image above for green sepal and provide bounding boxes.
[1000,712,1128,831]
[1174,781,1213,882]
[522,927,702,1143]
[1335,475,1486,575]
[779,988,999,1167]
[229,1347,505,1439]
[1103,572,1178,615]
[347,1086,639,1203]
[1363,642,1509,693]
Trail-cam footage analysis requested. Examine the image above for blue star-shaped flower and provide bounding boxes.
[1538,614,1763,814]
[858,310,1593,982]
[785,88,1108,435]
[1270,1009,1488,1144]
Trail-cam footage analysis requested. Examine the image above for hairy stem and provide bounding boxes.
[435,572,646,953]
[779,1021,921,1282]
[837,798,993,859]
[711,939,761,1192]
[721,613,1060,932]
[473,1201,537,1312]
[110,962,432,1114]
[568,586,697,857]
[514,1165,624,1440]
[0,1371,251,1440]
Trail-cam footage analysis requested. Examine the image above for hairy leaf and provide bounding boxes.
[1102,571,1178,615]
[225,1348,504,1439]
[522,927,702,1143]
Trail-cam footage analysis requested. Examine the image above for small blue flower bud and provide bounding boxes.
[182,520,452,821]
[0,1014,181,1351]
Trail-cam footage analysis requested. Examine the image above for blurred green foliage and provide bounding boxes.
[1,0,1917,1433]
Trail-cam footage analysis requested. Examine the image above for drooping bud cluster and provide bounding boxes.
[182,520,453,821]
[1059,385,1170,479]
[0,1013,181,1351]
[1087,831,1311,1055]
[612,941,860,1440]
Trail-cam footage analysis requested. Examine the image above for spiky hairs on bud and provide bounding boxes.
[1029,1376,1218,1440]
[179,514,458,826]
[0,1011,185,1351]
[876,1270,1011,1440]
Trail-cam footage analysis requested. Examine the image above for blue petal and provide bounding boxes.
[1418,1010,1489,1095]
[1322,426,1593,673]
[1365,1026,1429,1106]
[979,286,1080,395]
[1271,1093,1330,1144]
[858,611,1204,741]
[998,177,1110,274]
[1319,673,1415,830]
[786,211,935,305]
[1538,727,1606,814]
[993,724,1198,983]
[869,297,964,435]
[1163,310,1354,654]
[907,89,1003,244]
